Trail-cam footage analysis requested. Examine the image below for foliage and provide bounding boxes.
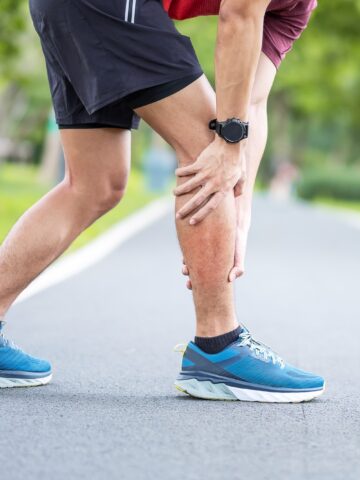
[271,0,360,163]
[178,1,360,179]
[0,0,50,156]
[313,197,360,214]
[296,166,360,202]
[0,0,26,79]
[0,0,359,188]
[177,16,217,84]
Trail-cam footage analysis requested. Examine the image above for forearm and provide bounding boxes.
[216,0,269,121]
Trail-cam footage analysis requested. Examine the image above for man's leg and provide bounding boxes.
[234,53,277,275]
[136,72,325,403]
[136,75,238,337]
[0,128,131,316]
[165,53,276,287]
[137,54,276,334]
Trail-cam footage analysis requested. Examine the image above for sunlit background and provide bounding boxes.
[0,0,359,250]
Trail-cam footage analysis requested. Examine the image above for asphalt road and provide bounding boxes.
[1,196,359,480]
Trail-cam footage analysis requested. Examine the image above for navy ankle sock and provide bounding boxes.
[195,326,241,354]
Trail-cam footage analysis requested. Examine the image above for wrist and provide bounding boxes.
[212,129,246,152]
[213,135,243,154]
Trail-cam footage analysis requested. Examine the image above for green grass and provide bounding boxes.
[313,197,360,213]
[0,163,159,252]
[0,163,49,241]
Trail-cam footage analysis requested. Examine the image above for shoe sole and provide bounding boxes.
[175,378,325,403]
[0,373,52,389]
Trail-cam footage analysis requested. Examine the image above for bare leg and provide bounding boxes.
[175,54,276,289]
[234,53,277,274]
[137,76,237,337]
[0,129,131,316]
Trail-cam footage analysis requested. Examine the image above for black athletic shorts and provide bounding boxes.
[29,0,203,129]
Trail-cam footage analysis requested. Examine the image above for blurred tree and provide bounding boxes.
[178,1,360,181]
[177,16,217,84]
[0,0,26,81]
[272,0,360,167]
[0,0,358,178]
[0,0,51,161]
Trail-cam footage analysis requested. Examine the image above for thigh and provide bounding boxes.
[244,52,277,190]
[135,62,276,166]
[251,52,277,106]
[135,75,216,166]
[60,128,131,189]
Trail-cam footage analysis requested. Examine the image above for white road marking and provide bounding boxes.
[15,197,172,304]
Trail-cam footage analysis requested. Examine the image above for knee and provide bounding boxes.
[94,182,126,215]
[63,176,127,218]
[249,89,268,113]
[174,133,214,169]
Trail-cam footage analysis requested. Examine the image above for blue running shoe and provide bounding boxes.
[175,327,325,403]
[0,322,52,388]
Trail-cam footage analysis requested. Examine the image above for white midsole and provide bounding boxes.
[0,373,52,389]
[175,378,325,403]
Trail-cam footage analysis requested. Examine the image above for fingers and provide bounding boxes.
[174,172,206,196]
[176,186,212,220]
[234,175,246,197]
[229,266,244,282]
[182,264,189,276]
[188,191,224,225]
[229,230,245,282]
[175,163,200,178]
[234,182,244,197]
[182,260,191,288]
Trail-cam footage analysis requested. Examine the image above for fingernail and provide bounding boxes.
[189,219,196,225]
[176,213,180,219]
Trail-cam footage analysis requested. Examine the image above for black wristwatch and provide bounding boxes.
[209,118,249,144]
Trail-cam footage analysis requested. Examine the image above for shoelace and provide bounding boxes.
[0,333,20,350]
[237,331,285,368]
[0,322,20,351]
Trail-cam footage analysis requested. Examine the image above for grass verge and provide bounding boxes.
[0,163,160,251]
[313,197,360,214]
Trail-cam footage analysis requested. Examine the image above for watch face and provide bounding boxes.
[222,121,245,143]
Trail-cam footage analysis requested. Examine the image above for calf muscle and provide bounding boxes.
[136,75,238,336]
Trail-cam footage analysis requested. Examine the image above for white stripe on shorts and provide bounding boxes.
[131,0,137,23]
[125,0,136,23]
[125,0,130,21]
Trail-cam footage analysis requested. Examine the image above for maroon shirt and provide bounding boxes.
[163,0,318,68]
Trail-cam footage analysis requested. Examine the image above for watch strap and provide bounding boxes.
[209,119,218,132]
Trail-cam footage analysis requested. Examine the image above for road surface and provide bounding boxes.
[1,196,359,480]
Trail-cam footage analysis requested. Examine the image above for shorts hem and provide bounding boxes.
[84,68,203,115]
[58,123,132,130]
[128,71,204,109]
